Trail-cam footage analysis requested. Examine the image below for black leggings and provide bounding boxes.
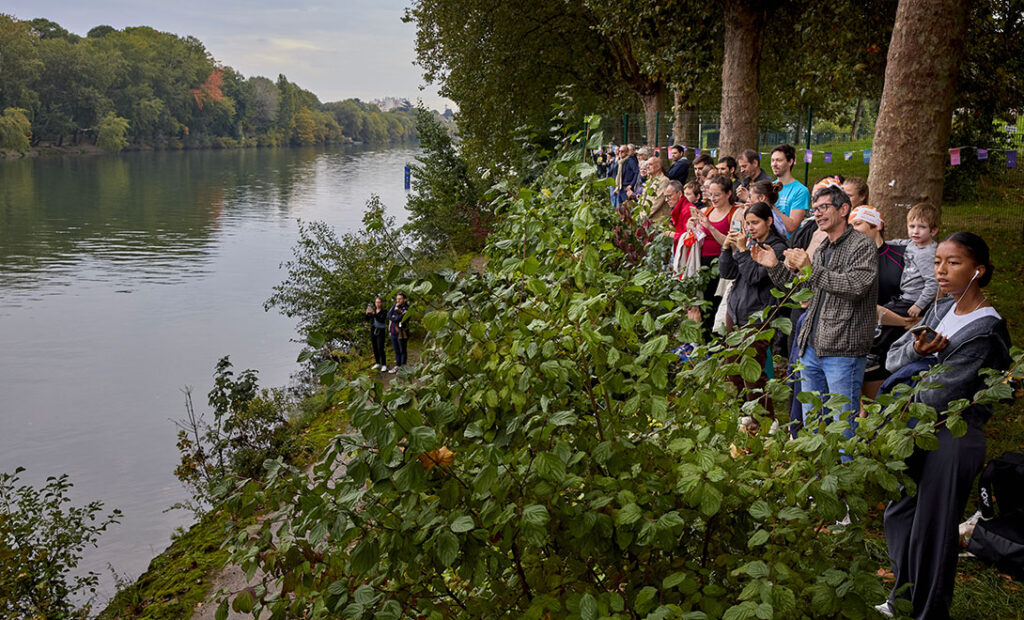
[370,329,387,366]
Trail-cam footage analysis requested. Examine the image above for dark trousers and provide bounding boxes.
[391,334,408,366]
[370,329,387,366]
[699,255,721,340]
[884,424,987,619]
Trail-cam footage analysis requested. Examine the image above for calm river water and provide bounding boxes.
[0,145,416,599]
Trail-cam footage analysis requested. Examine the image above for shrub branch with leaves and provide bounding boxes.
[219,117,1022,619]
[1,468,121,619]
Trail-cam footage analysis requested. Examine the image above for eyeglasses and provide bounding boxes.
[810,203,840,213]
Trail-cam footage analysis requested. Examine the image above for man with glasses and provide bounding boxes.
[751,183,877,440]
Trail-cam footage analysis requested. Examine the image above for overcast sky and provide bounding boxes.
[5,0,451,111]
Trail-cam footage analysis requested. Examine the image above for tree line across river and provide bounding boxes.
[0,16,427,153]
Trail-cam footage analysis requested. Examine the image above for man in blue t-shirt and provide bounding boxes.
[769,144,809,235]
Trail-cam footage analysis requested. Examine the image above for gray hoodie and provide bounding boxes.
[886,296,1012,425]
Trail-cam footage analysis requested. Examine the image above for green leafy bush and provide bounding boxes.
[97,113,130,153]
[265,196,403,343]
[0,107,32,153]
[1,468,121,618]
[218,118,1018,619]
[404,107,490,255]
[174,356,293,514]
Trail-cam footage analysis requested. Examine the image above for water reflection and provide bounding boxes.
[0,144,416,599]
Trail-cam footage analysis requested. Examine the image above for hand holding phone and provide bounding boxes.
[911,325,949,355]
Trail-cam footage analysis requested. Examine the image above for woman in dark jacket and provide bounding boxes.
[719,201,788,415]
[365,296,388,372]
[387,292,410,373]
[879,233,1012,619]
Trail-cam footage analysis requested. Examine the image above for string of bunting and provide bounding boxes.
[660,144,1018,169]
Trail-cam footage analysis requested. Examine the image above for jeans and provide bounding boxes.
[799,346,866,439]
[391,334,408,366]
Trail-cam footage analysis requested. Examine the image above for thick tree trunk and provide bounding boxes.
[719,0,764,158]
[850,97,865,141]
[868,0,969,237]
[672,88,700,149]
[639,83,666,148]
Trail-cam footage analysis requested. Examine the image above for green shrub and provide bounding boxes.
[1,468,121,618]
[97,113,130,153]
[405,107,490,255]
[265,195,404,343]
[173,356,293,514]
[218,118,1019,619]
[0,107,32,153]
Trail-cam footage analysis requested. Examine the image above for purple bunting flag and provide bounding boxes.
[695,148,702,158]
[862,149,872,164]
[1008,150,1018,168]
[950,148,961,166]
[824,152,832,163]
[978,148,988,160]
[804,149,813,163]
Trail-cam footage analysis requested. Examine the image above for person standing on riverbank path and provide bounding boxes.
[388,293,410,373]
[365,296,388,371]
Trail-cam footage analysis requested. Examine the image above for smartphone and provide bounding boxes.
[909,324,937,338]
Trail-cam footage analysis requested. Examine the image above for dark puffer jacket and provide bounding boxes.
[719,234,789,327]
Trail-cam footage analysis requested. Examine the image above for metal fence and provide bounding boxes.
[591,109,1024,241]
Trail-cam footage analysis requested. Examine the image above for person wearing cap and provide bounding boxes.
[849,206,908,400]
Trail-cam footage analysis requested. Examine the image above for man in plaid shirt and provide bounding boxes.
[752,183,878,436]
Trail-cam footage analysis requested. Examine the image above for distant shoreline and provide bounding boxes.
[0,139,417,161]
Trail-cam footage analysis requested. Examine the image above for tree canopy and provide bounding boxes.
[0,14,421,150]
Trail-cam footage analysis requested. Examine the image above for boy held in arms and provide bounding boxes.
[885,203,940,318]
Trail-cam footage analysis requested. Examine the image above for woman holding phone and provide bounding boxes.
[688,175,741,336]
[365,296,388,371]
[878,233,1012,619]
[718,201,788,415]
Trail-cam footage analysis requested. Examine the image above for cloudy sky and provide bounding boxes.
[5,0,451,111]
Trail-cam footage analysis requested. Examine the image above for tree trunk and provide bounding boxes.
[639,83,666,148]
[719,0,764,158]
[850,97,865,141]
[868,0,969,237]
[672,88,700,150]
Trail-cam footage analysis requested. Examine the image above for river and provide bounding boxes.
[0,144,416,600]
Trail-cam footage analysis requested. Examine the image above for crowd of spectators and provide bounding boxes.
[596,141,1013,620]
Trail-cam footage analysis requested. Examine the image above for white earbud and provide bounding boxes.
[974,269,980,278]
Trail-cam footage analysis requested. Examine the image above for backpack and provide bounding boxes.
[967,452,1024,578]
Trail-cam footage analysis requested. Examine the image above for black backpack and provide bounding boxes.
[967,452,1024,578]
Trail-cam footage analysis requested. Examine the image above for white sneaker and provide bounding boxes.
[389,366,398,373]
[371,364,380,371]
[874,602,893,617]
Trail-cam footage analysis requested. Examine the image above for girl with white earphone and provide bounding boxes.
[878,232,1012,619]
